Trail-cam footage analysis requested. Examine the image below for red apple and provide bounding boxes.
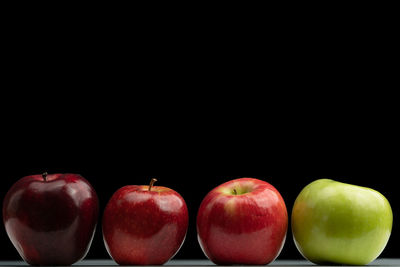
[102,178,189,265]
[2,172,99,265]
[197,177,288,265]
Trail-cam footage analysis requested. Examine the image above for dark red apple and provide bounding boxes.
[2,172,99,265]
[197,177,288,265]
[102,179,189,265]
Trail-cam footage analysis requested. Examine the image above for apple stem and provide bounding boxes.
[42,172,48,182]
[233,188,237,195]
[149,178,158,191]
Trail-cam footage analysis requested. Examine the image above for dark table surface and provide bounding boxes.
[0,259,399,266]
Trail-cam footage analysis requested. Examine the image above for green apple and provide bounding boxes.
[291,179,392,265]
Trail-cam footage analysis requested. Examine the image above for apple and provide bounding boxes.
[102,178,189,265]
[2,172,99,265]
[292,179,393,265]
[196,177,288,265]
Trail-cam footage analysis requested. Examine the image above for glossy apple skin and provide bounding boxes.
[292,179,393,265]
[197,178,288,265]
[102,184,189,265]
[2,173,99,265]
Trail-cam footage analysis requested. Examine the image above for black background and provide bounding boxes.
[1,8,398,261]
